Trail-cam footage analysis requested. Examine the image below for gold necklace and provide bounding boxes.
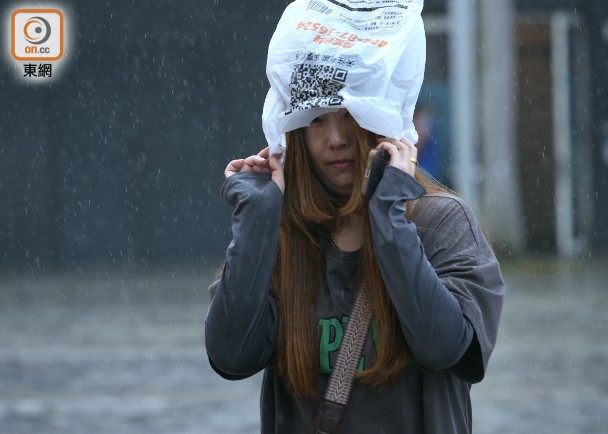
[330,234,343,251]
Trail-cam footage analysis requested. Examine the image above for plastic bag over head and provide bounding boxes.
[263,0,426,156]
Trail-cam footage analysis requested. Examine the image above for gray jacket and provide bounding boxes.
[205,166,505,433]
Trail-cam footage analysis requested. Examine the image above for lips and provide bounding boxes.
[329,159,354,170]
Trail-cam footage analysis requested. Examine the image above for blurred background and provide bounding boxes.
[0,0,606,433]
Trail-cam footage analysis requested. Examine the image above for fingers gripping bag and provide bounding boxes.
[262,0,426,156]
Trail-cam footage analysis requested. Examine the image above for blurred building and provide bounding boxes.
[0,0,606,268]
[422,0,608,257]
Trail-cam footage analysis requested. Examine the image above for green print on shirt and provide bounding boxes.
[318,316,379,374]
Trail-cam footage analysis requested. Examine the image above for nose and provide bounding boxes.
[326,110,351,150]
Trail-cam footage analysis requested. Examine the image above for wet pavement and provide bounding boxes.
[0,257,606,433]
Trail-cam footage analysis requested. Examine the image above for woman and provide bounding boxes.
[205,108,505,433]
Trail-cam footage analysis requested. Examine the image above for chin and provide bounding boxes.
[317,174,354,198]
[328,184,354,198]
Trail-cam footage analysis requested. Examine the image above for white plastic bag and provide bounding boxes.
[262,0,426,155]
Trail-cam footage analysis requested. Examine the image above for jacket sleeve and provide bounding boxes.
[368,167,504,382]
[204,172,282,379]
[413,190,505,383]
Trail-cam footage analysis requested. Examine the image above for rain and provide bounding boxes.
[0,0,607,433]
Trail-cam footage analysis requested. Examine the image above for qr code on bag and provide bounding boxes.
[289,63,348,111]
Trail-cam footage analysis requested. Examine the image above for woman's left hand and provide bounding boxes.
[376,137,418,178]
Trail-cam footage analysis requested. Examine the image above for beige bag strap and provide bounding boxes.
[314,280,373,434]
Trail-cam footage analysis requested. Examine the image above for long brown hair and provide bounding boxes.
[272,125,447,397]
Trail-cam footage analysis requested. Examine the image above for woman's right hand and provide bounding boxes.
[225,147,285,193]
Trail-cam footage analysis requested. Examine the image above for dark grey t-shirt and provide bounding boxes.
[205,167,505,434]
